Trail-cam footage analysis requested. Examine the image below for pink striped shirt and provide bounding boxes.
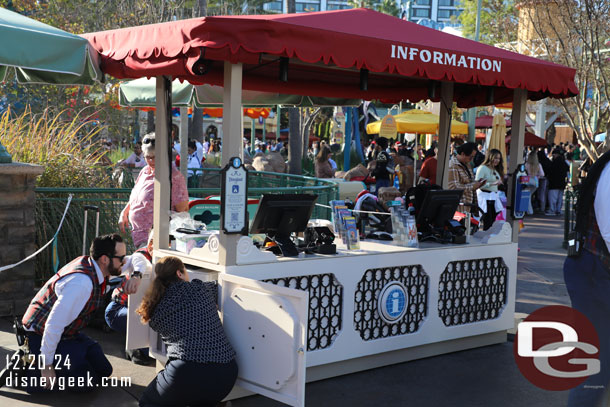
[127,165,188,247]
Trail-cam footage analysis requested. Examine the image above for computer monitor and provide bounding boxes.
[250,193,318,257]
[415,189,463,231]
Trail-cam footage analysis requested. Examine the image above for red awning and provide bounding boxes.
[82,8,578,108]
[506,132,547,147]
[475,115,511,129]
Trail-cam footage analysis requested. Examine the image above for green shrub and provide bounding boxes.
[0,106,113,188]
[108,149,130,164]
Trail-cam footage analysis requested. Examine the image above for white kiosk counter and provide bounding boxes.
[128,232,516,404]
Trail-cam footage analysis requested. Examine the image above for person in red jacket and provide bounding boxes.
[418,148,438,184]
[20,234,125,392]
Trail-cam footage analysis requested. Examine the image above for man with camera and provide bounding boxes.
[17,234,126,392]
[447,142,486,216]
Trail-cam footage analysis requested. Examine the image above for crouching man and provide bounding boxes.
[21,234,126,392]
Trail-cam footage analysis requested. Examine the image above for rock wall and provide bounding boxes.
[0,163,43,317]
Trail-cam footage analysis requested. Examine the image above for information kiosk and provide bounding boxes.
[83,9,578,406]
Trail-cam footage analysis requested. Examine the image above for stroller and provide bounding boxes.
[354,191,392,236]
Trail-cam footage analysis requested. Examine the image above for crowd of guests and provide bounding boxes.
[98,127,578,232]
[358,133,579,231]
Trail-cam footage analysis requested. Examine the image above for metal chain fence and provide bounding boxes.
[35,169,338,285]
[35,188,132,286]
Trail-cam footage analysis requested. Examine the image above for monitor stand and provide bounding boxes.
[273,233,299,257]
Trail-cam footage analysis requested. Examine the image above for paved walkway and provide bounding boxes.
[0,214,571,406]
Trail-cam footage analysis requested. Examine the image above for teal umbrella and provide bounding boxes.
[0,7,102,85]
[119,77,360,108]
[119,77,195,108]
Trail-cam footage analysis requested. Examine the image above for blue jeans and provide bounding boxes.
[139,358,238,407]
[548,189,564,214]
[25,332,112,393]
[537,178,548,212]
[105,300,128,334]
[564,251,610,406]
[375,178,390,195]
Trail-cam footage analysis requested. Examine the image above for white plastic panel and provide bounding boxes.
[126,273,152,351]
[219,274,308,407]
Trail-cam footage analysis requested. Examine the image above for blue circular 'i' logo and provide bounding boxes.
[378,282,408,323]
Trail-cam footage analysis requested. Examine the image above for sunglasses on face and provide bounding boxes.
[142,138,155,146]
[111,254,126,262]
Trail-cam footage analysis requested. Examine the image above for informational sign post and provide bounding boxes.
[379,114,397,139]
[221,156,248,235]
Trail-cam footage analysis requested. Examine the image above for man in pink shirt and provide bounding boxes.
[119,133,189,247]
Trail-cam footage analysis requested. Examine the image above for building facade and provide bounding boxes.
[263,0,351,13]
[263,0,463,19]
[407,0,462,23]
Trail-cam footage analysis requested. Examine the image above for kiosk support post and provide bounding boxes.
[219,61,243,266]
[153,76,172,252]
[436,81,454,189]
[179,107,189,180]
[508,88,528,243]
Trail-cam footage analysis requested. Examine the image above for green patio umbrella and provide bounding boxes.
[119,77,360,108]
[119,77,196,108]
[0,7,102,85]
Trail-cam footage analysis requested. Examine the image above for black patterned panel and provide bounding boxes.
[438,258,508,327]
[263,274,342,352]
[354,265,428,341]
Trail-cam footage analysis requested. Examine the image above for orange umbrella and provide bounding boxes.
[202,107,270,119]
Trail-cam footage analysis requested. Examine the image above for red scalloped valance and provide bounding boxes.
[82,8,578,108]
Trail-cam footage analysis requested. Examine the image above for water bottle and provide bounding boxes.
[393,174,400,189]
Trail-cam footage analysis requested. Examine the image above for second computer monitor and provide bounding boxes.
[415,189,463,230]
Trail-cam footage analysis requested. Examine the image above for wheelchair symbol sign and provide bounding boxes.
[232,185,239,194]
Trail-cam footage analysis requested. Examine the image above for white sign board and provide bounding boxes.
[221,156,248,234]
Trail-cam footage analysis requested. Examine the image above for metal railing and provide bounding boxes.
[34,169,338,284]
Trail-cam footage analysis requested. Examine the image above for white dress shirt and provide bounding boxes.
[120,253,152,276]
[123,152,146,168]
[196,140,204,163]
[26,259,106,366]
[594,161,610,252]
[187,152,202,177]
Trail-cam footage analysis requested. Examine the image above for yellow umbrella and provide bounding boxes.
[487,113,508,174]
[366,109,468,136]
